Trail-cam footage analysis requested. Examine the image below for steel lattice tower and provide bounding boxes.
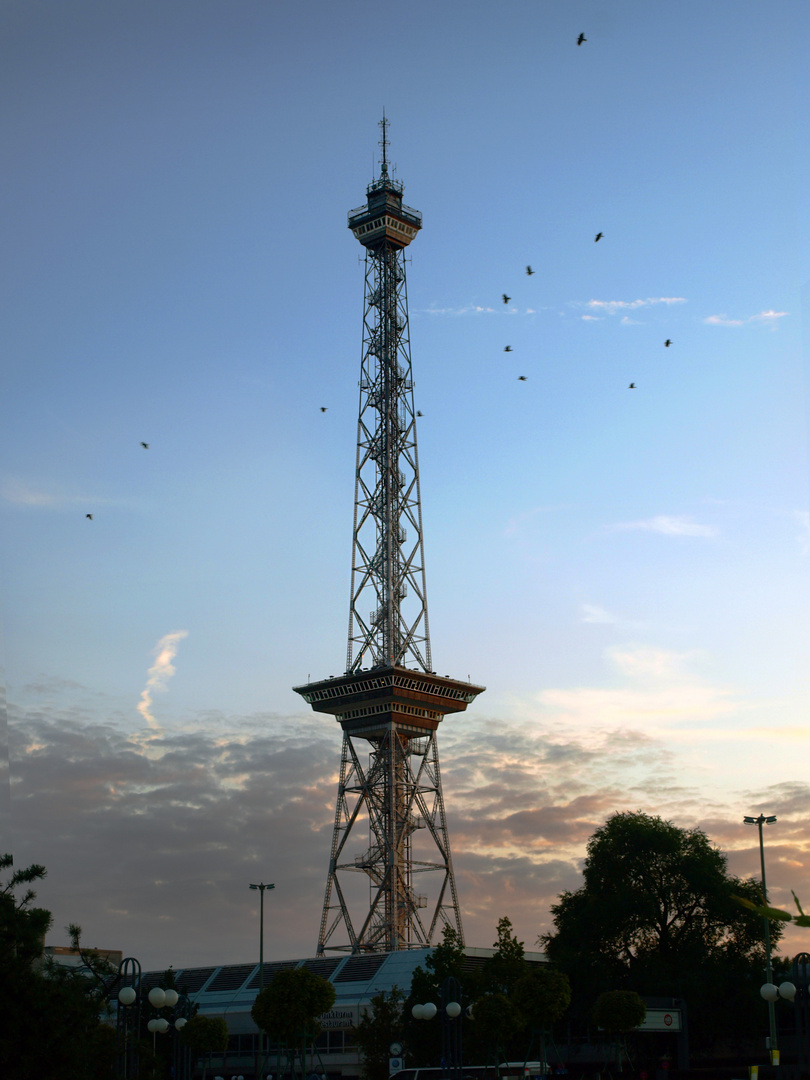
[294,119,484,955]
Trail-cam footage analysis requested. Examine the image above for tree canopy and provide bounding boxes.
[179,1014,228,1080]
[541,811,781,1052]
[592,990,646,1034]
[353,987,405,1080]
[251,965,336,1044]
[0,854,118,1080]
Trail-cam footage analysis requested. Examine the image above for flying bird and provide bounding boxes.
[417,411,423,417]
[526,266,534,276]
[86,513,93,520]
[664,339,672,347]
[504,346,513,352]
[320,407,328,412]
[628,383,636,389]
[502,294,511,304]
[594,232,603,242]
[577,33,587,46]
[140,442,149,449]
[518,375,527,381]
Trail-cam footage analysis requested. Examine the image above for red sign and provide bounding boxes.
[664,1014,673,1027]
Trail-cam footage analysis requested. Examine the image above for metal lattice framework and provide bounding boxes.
[293,118,484,955]
[346,195,428,670]
[318,727,460,953]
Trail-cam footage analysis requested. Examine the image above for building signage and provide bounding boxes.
[638,1009,681,1032]
[318,1007,359,1029]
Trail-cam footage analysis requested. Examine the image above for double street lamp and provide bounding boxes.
[413,977,466,1080]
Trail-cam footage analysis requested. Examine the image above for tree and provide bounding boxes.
[353,987,405,1080]
[251,966,336,1077]
[541,812,781,1053]
[592,990,646,1034]
[483,917,526,996]
[512,966,571,1030]
[592,991,646,1073]
[471,992,524,1064]
[0,854,118,1080]
[179,1014,228,1080]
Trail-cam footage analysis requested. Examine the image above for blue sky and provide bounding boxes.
[2,0,810,970]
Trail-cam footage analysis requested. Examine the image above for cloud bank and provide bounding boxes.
[9,641,810,971]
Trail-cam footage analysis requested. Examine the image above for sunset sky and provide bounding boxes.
[2,0,810,971]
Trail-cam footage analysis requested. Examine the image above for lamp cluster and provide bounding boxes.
[412,1001,468,1019]
[761,982,797,1003]
[118,984,187,1034]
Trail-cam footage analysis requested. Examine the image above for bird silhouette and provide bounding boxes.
[320,407,328,412]
[502,294,511,304]
[628,383,636,389]
[664,339,672,347]
[417,411,423,417]
[504,346,513,352]
[140,442,149,449]
[526,266,534,276]
[577,33,587,46]
[518,375,527,381]
[595,232,603,242]
[86,513,93,520]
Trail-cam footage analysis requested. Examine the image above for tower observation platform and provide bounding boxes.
[294,118,484,956]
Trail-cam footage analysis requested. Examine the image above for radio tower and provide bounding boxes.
[294,117,484,955]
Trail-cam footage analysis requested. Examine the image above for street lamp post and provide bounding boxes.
[413,977,466,1080]
[745,813,778,1060]
[115,956,143,1080]
[250,881,275,1080]
[249,880,275,992]
[146,987,188,1079]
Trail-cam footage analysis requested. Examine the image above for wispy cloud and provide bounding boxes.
[704,309,788,328]
[581,604,618,625]
[1,479,136,510]
[1,480,95,507]
[424,304,496,315]
[609,514,718,538]
[136,631,189,734]
[582,297,687,317]
[422,304,537,317]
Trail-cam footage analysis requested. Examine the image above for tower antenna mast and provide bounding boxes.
[294,119,484,955]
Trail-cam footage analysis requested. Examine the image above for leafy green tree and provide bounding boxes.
[0,855,117,1080]
[0,853,51,964]
[483,917,526,996]
[251,966,336,1077]
[592,990,646,1034]
[512,966,571,1030]
[353,987,405,1080]
[541,812,781,1053]
[470,992,524,1065]
[178,1014,228,1080]
[592,990,647,1073]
